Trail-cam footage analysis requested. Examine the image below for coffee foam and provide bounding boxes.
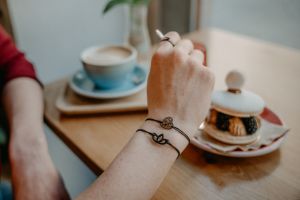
[83,46,131,66]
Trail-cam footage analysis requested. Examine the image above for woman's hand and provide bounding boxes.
[77,32,215,200]
[147,32,215,138]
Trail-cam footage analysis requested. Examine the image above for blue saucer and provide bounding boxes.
[69,65,147,99]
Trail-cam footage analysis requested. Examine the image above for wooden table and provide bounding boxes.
[44,28,300,199]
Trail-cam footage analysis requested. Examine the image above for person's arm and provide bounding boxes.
[77,32,214,200]
[2,78,70,200]
[0,25,69,200]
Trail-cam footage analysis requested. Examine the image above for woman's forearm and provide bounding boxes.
[3,77,70,200]
[77,31,214,200]
[3,78,46,153]
[77,120,188,200]
[3,78,43,134]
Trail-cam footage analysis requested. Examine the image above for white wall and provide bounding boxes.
[8,0,128,197]
[8,0,127,83]
[44,125,97,198]
[200,0,300,49]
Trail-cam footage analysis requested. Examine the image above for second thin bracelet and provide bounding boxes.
[145,117,191,144]
[136,129,180,158]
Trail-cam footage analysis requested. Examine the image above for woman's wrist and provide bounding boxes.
[147,111,199,138]
[139,115,191,154]
[9,128,49,160]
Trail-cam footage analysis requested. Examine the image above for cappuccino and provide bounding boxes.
[83,46,131,66]
[81,45,137,89]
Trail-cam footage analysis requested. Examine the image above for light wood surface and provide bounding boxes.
[44,28,300,199]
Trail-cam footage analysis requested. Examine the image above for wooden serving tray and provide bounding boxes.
[55,42,206,115]
[56,81,147,115]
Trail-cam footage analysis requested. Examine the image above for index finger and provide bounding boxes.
[156,31,181,54]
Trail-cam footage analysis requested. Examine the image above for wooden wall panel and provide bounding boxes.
[0,0,14,38]
[148,0,192,44]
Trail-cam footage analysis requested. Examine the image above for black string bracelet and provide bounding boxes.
[136,129,180,159]
[145,117,191,144]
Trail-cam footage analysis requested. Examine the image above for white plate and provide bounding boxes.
[192,134,286,157]
[191,107,287,157]
[69,65,147,99]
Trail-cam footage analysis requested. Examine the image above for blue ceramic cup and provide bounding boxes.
[81,45,137,89]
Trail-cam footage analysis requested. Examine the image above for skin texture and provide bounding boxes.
[77,32,214,200]
[2,78,70,200]
[148,32,214,139]
[2,31,214,200]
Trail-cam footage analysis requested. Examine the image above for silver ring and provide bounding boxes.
[161,37,175,47]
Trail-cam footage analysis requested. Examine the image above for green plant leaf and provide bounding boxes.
[103,0,132,14]
[103,0,150,14]
[132,0,149,4]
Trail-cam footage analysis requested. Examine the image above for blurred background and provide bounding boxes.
[1,0,299,198]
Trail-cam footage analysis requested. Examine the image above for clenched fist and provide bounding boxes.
[147,32,215,138]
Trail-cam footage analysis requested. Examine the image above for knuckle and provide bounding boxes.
[187,57,201,68]
[153,48,168,60]
[199,68,215,84]
[172,48,187,63]
[192,50,204,62]
[173,47,185,56]
[166,31,180,39]
[193,49,202,54]
[195,49,204,57]
[181,39,193,47]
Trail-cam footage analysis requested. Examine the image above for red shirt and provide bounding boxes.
[0,25,40,87]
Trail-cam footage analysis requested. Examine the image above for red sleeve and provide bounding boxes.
[0,26,42,86]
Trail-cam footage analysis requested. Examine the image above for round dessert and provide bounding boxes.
[204,70,265,145]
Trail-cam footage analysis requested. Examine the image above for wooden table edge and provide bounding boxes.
[44,104,103,176]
